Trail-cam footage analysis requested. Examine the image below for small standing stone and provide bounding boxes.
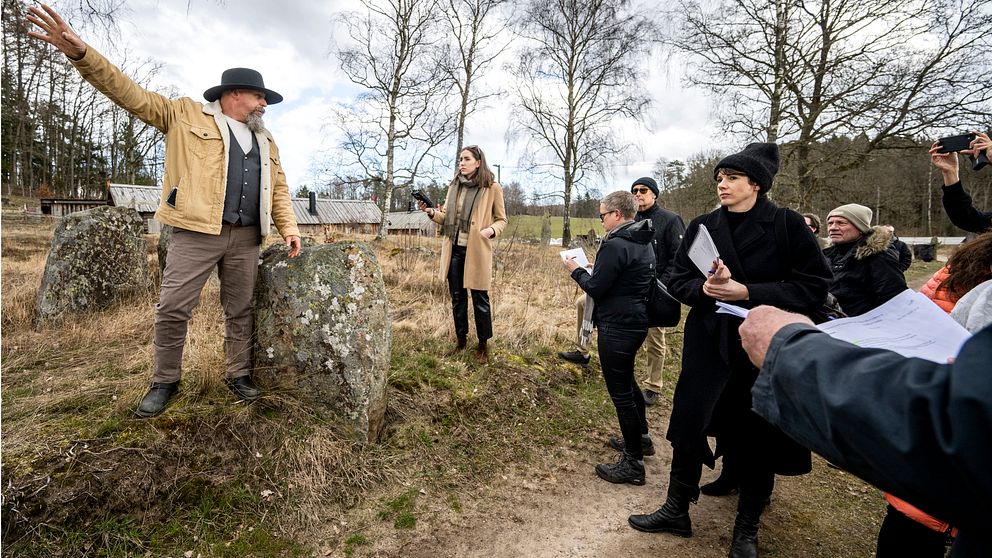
[36,206,151,324]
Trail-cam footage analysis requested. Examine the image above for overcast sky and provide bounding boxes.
[76,0,729,198]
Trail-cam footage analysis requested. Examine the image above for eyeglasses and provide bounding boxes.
[631,187,652,194]
[599,209,617,222]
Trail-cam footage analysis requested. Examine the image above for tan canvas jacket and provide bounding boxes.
[430,181,507,291]
[71,47,299,238]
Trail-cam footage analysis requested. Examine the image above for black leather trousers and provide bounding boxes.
[448,245,493,341]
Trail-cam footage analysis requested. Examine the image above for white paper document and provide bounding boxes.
[816,289,971,363]
[716,301,750,318]
[688,225,720,277]
[559,248,591,270]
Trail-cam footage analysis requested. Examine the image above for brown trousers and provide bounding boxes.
[153,225,260,383]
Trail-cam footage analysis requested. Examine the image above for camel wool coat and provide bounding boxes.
[430,180,507,291]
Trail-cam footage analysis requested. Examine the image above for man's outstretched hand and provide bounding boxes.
[26,3,87,60]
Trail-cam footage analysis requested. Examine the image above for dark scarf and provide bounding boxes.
[443,173,482,243]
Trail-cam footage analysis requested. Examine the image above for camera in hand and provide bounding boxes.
[412,190,435,209]
[937,133,976,153]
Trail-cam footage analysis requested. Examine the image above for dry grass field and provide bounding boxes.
[0,212,918,557]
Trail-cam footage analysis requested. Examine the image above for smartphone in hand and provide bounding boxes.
[937,133,977,153]
[412,190,435,209]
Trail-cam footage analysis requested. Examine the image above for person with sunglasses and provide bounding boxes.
[558,178,685,387]
[629,177,685,406]
[418,145,507,363]
[563,191,656,485]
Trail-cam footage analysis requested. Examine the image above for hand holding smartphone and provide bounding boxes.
[412,190,435,209]
[936,133,977,154]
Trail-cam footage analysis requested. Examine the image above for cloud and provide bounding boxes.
[75,0,721,198]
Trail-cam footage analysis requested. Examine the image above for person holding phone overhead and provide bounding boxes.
[418,145,506,363]
[628,143,832,558]
[930,131,992,233]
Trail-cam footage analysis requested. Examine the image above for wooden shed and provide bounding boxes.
[386,211,437,236]
[290,193,383,237]
[40,197,107,218]
[107,183,162,232]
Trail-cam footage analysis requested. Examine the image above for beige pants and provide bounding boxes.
[573,294,666,392]
[153,225,261,383]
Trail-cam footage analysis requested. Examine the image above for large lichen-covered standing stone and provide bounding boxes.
[36,206,151,324]
[254,242,390,442]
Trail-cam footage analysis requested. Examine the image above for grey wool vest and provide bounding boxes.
[222,128,261,226]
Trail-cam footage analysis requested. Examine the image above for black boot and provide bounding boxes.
[608,434,656,456]
[595,451,646,485]
[701,466,739,497]
[628,478,699,536]
[728,496,767,558]
[135,381,179,418]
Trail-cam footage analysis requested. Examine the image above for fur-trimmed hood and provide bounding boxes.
[853,225,894,260]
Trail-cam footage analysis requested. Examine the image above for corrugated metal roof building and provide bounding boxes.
[290,194,383,237]
[386,211,437,236]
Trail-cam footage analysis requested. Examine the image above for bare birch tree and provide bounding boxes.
[676,0,992,209]
[509,0,652,245]
[442,0,510,164]
[334,0,456,240]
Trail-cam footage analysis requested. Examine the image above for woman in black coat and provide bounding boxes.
[628,143,832,558]
[564,191,656,486]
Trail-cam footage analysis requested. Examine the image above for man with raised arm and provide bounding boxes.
[27,3,302,417]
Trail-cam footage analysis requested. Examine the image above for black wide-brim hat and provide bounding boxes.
[203,67,283,104]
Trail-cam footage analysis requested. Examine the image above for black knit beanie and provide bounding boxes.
[631,176,659,197]
[714,142,780,193]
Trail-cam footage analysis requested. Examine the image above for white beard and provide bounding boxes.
[246,112,265,133]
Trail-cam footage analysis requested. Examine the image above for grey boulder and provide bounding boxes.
[36,206,150,324]
[254,241,390,442]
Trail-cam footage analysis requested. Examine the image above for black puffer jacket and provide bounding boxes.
[635,203,685,283]
[571,219,655,328]
[824,226,907,317]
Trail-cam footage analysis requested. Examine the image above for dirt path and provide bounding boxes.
[348,401,878,558]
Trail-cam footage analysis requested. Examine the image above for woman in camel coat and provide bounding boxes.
[420,145,507,363]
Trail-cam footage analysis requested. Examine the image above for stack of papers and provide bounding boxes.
[688,225,719,276]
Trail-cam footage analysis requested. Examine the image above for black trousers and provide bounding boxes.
[448,245,493,341]
[671,439,774,504]
[598,325,649,460]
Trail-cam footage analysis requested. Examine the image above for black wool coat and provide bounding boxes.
[666,196,832,473]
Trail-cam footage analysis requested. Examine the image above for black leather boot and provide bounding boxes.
[701,464,739,496]
[135,381,180,418]
[595,451,646,485]
[628,478,699,536]
[728,495,767,558]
